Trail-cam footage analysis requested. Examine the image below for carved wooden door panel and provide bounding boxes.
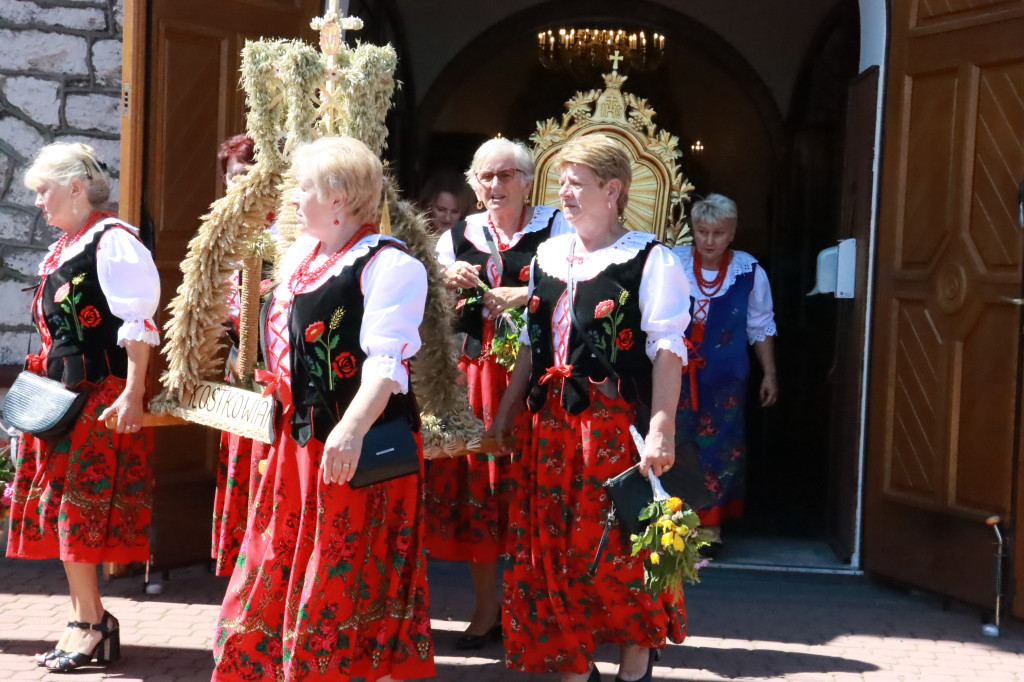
[866,0,1024,609]
[127,0,321,568]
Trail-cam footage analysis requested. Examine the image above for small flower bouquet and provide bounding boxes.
[630,496,713,601]
[459,276,524,370]
[0,433,15,517]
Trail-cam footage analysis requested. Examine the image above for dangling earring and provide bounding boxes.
[476,201,484,210]
[72,195,79,216]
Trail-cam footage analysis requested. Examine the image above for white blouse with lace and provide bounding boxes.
[38,217,161,347]
[435,205,573,280]
[672,245,777,343]
[265,233,427,395]
[522,231,690,364]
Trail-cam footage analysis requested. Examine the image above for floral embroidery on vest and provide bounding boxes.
[591,288,633,362]
[304,307,351,391]
[52,273,100,342]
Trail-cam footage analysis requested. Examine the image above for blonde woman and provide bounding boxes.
[492,135,688,682]
[8,142,160,673]
[212,136,433,681]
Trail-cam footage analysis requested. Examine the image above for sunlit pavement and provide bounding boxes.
[1,556,1022,681]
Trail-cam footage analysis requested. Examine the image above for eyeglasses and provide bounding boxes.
[475,168,523,185]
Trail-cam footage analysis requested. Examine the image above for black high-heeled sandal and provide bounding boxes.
[588,664,602,682]
[46,612,120,673]
[34,616,96,667]
[613,647,658,682]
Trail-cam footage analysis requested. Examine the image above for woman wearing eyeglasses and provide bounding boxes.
[427,137,572,650]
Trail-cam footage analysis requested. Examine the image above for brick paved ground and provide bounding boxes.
[1,556,1022,681]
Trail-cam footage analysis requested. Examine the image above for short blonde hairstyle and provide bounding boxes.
[24,142,111,208]
[291,136,383,224]
[691,193,738,227]
[465,137,536,194]
[552,134,631,217]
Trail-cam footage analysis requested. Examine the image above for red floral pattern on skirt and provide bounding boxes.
[212,416,434,682]
[6,376,153,564]
[503,384,686,674]
[424,322,519,562]
[211,431,270,576]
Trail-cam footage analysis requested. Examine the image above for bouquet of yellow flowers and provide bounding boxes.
[630,495,712,602]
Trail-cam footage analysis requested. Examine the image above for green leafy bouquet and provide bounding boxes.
[631,495,713,603]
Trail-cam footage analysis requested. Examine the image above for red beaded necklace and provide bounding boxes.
[486,206,528,250]
[40,210,114,275]
[288,224,376,294]
[693,249,733,297]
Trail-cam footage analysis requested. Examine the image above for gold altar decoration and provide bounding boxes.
[152,3,483,454]
[530,69,694,246]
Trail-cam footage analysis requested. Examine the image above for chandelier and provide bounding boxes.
[537,28,666,75]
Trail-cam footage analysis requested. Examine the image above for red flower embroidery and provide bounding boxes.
[594,299,615,318]
[519,265,531,282]
[305,321,324,343]
[54,282,70,303]
[332,351,357,379]
[78,305,102,328]
[704,471,721,494]
[529,295,540,313]
[615,328,634,351]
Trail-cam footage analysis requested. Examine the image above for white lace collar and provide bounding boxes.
[276,233,402,298]
[463,205,559,251]
[536,231,658,282]
[672,245,757,298]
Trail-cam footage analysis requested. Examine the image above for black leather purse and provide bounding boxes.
[349,417,420,489]
[3,371,87,443]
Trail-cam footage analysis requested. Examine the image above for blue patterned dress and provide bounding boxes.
[673,246,776,525]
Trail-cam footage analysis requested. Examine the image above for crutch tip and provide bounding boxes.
[986,516,1001,526]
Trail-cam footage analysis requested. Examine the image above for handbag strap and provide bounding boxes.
[481,221,503,283]
[566,239,619,381]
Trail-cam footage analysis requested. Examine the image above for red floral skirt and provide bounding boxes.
[212,418,434,682]
[6,376,153,564]
[503,384,686,674]
[424,350,516,562]
[211,431,269,576]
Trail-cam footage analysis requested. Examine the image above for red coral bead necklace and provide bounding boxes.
[289,224,376,294]
[693,250,733,297]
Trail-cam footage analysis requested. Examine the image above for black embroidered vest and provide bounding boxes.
[451,209,560,359]
[286,241,419,446]
[39,223,132,388]
[526,239,658,415]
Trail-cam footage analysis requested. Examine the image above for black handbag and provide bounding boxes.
[349,417,420,489]
[3,371,87,443]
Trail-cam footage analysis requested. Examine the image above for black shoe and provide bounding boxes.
[46,612,120,673]
[614,648,657,682]
[453,621,501,650]
[589,664,602,682]
[35,615,99,667]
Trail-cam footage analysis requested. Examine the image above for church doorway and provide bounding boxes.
[412,0,871,573]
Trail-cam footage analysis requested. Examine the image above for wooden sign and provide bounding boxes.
[174,380,276,444]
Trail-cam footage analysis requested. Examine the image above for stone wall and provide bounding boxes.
[0,0,123,368]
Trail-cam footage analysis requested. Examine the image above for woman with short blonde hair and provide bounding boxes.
[11,141,161,673]
[212,135,434,681]
[493,134,688,682]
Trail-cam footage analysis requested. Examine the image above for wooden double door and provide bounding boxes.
[120,0,321,568]
[866,0,1024,616]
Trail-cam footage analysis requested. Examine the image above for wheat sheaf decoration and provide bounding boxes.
[155,21,482,452]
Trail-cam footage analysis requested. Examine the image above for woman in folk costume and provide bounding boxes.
[8,142,160,672]
[212,136,434,682]
[672,194,778,549]
[491,134,688,682]
[426,137,571,650]
[210,133,275,576]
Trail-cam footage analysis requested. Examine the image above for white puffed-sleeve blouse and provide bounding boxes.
[38,217,161,347]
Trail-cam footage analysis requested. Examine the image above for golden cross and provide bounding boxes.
[609,49,624,71]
